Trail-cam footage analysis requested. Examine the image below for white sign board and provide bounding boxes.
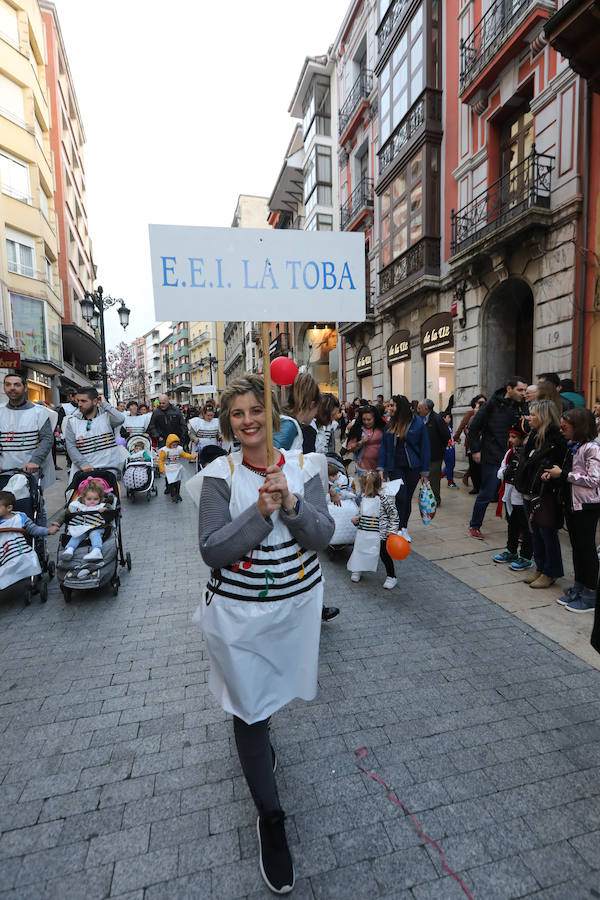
[149,225,366,322]
[192,384,218,395]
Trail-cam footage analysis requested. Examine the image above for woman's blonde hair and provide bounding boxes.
[529,399,560,448]
[360,470,382,498]
[218,374,281,442]
[285,372,320,419]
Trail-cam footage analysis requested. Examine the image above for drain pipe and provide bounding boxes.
[576,78,591,393]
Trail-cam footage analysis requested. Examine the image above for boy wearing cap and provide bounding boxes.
[492,424,533,569]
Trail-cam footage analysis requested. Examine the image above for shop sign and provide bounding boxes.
[387,330,411,365]
[356,345,372,377]
[420,313,453,355]
[0,351,21,369]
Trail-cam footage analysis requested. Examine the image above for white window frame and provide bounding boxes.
[6,227,36,278]
[0,150,31,204]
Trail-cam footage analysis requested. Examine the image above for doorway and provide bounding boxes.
[483,278,534,395]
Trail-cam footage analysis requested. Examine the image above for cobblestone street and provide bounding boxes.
[1,466,600,899]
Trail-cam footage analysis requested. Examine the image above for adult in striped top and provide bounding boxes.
[65,388,125,476]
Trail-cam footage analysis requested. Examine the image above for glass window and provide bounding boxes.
[40,188,49,220]
[379,149,424,276]
[45,256,53,287]
[6,232,35,278]
[10,293,47,361]
[46,305,63,367]
[304,145,332,210]
[379,4,425,144]
[0,151,30,203]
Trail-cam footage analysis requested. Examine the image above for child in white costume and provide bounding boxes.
[0,490,57,590]
[52,480,110,562]
[158,434,195,502]
[348,470,400,589]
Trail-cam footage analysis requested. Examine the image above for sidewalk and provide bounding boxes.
[408,476,599,670]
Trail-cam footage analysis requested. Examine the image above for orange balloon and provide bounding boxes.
[386,533,410,560]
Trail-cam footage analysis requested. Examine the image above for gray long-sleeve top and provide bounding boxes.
[65,403,125,468]
[199,472,335,570]
[1,401,54,467]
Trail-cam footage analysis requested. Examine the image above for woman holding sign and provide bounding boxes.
[193,374,334,894]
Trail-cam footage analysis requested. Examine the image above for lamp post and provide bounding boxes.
[80,286,130,398]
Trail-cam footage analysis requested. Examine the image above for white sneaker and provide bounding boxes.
[383,577,398,590]
[61,547,74,559]
[350,572,361,582]
[83,547,103,561]
[400,528,412,543]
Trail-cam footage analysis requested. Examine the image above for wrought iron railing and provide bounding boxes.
[377,0,412,57]
[340,177,374,230]
[450,148,553,255]
[460,0,552,90]
[338,70,373,136]
[269,332,290,359]
[379,236,440,295]
[378,89,442,176]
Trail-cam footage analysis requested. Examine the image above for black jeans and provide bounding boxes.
[169,481,181,498]
[379,540,395,578]
[392,467,421,528]
[233,716,279,815]
[506,505,532,559]
[564,504,600,589]
[468,453,482,492]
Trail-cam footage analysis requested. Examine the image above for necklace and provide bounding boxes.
[241,455,285,477]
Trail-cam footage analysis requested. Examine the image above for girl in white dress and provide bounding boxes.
[189,374,334,895]
[348,470,400,589]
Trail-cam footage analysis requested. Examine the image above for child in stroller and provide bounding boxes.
[53,470,130,599]
[123,435,157,501]
[326,455,359,550]
[0,489,57,601]
[0,469,55,602]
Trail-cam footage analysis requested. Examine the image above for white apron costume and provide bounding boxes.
[66,503,105,539]
[347,495,381,573]
[123,413,151,437]
[189,417,220,451]
[189,450,324,724]
[68,411,123,476]
[163,445,184,483]
[0,403,55,488]
[0,512,41,589]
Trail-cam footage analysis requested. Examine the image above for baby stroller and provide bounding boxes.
[325,454,359,556]
[56,468,131,602]
[0,469,54,604]
[123,435,157,502]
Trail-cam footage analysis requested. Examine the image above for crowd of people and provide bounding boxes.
[1,366,600,894]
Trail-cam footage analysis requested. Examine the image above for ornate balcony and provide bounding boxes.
[378,89,442,181]
[460,0,556,97]
[338,70,373,141]
[340,177,374,231]
[450,148,553,257]
[269,332,290,359]
[378,236,440,297]
[377,0,413,61]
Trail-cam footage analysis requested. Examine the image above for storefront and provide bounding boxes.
[386,329,411,398]
[421,313,454,413]
[356,344,373,401]
[301,324,339,396]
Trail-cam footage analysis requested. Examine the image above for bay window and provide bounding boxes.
[6,227,36,278]
[304,144,332,217]
[0,151,31,203]
[380,4,424,144]
[380,150,423,268]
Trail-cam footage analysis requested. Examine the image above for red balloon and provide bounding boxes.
[386,533,411,560]
[270,357,299,387]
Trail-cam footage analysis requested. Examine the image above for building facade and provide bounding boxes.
[190,320,224,401]
[40,0,99,399]
[445,0,593,424]
[0,0,62,402]
[287,54,342,395]
[160,321,190,404]
[341,0,446,409]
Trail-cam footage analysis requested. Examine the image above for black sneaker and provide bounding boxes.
[271,744,277,773]
[321,606,339,621]
[257,810,294,894]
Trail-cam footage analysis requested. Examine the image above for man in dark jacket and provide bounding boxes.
[467,376,528,538]
[149,395,186,448]
[417,399,451,507]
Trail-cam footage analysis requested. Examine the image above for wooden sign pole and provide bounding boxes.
[261,322,275,467]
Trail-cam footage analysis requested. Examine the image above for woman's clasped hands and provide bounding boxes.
[256,465,294,518]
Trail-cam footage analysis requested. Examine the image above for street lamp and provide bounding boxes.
[80,285,130,398]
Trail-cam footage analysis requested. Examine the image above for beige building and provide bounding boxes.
[189,321,225,402]
[0,0,62,402]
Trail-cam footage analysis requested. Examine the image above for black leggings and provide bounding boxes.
[392,468,421,528]
[564,505,600,589]
[169,481,181,497]
[379,540,395,577]
[233,716,279,815]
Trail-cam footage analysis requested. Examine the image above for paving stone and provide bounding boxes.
[110,846,178,895]
[519,839,592,888]
[177,829,240,874]
[86,823,149,867]
[0,821,64,859]
[310,859,380,900]
[465,855,541,899]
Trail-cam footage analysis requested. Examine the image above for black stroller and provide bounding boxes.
[0,468,54,604]
[56,468,131,601]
